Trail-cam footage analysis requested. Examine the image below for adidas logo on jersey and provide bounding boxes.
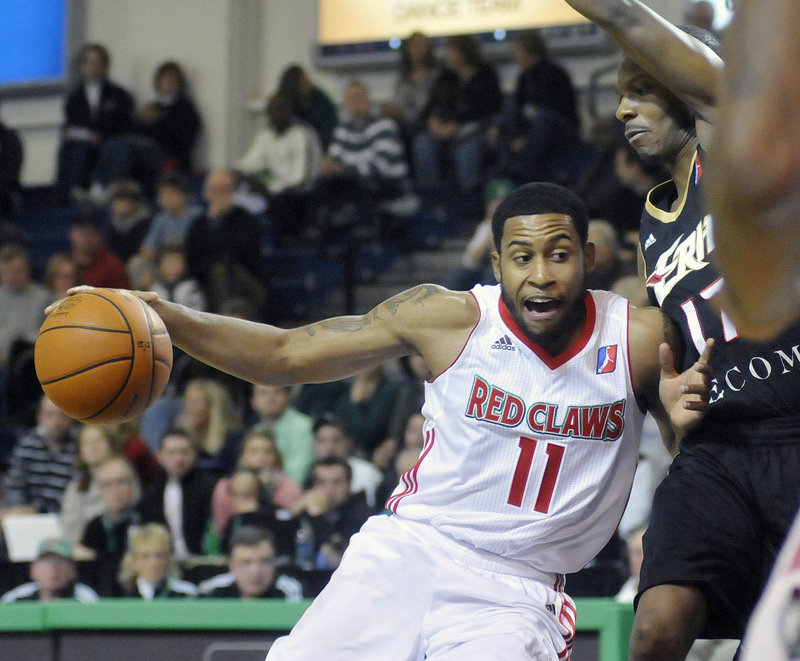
[491,335,516,351]
[644,233,656,250]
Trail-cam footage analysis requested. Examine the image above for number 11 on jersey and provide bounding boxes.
[507,437,565,513]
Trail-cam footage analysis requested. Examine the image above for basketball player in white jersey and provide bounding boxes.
[49,182,712,660]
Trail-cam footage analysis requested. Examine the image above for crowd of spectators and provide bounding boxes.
[0,26,671,606]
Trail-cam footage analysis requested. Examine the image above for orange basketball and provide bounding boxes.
[34,288,173,422]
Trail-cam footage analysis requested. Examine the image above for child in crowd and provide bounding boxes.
[138,173,201,264]
[150,245,206,310]
[118,523,197,599]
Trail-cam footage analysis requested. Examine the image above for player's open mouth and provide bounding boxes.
[524,297,562,318]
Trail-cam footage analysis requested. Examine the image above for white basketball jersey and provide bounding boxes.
[386,285,645,575]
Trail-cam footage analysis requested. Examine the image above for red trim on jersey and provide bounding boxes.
[385,429,435,513]
[498,292,596,370]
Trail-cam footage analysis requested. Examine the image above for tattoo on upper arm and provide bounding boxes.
[383,285,438,316]
[317,316,373,333]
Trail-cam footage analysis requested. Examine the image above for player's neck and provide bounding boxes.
[666,141,699,211]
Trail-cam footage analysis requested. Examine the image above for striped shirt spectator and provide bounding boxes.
[2,397,77,514]
[323,79,409,197]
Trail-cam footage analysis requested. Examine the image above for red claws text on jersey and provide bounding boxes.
[465,376,626,442]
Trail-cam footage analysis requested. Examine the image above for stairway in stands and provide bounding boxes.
[315,236,468,320]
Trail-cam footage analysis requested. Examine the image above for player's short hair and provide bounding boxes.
[678,25,722,58]
[491,182,589,252]
[230,525,276,551]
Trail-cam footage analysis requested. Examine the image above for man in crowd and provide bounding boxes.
[0,538,99,603]
[198,526,302,600]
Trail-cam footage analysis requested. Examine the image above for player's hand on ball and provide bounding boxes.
[45,286,160,316]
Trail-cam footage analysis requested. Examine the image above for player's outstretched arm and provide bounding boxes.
[708,0,800,341]
[47,285,477,387]
[562,0,721,121]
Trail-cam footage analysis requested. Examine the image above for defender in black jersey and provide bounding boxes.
[565,1,800,659]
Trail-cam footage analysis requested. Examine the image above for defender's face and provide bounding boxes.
[615,58,694,164]
[492,214,593,346]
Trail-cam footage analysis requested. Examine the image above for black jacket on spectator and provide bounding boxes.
[422,65,503,126]
[63,80,134,140]
[81,510,139,596]
[137,467,217,556]
[133,96,201,170]
[184,206,263,287]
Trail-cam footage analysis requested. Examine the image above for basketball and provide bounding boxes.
[34,288,173,423]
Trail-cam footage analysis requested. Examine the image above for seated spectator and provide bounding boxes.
[235,93,321,246]
[291,381,348,421]
[0,120,23,218]
[413,35,502,196]
[105,419,163,488]
[0,538,99,603]
[1,396,76,515]
[310,414,383,510]
[248,384,314,486]
[102,179,153,264]
[291,457,373,571]
[60,423,119,546]
[78,456,141,595]
[149,246,206,310]
[138,173,202,265]
[216,469,298,559]
[55,43,134,205]
[137,428,216,559]
[331,365,401,459]
[184,169,264,313]
[585,219,637,291]
[277,64,338,151]
[199,526,302,600]
[0,244,52,368]
[488,29,585,187]
[444,178,514,292]
[574,121,666,250]
[177,378,242,476]
[212,428,302,536]
[308,79,411,245]
[43,254,79,301]
[68,213,132,288]
[383,31,440,152]
[615,526,645,604]
[0,244,52,424]
[118,523,197,599]
[90,60,201,199]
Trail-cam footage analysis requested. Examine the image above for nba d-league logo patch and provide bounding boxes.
[596,345,618,374]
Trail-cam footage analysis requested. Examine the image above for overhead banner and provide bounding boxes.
[318,0,589,44]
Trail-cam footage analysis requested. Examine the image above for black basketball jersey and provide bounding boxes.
[640,148,800,436]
